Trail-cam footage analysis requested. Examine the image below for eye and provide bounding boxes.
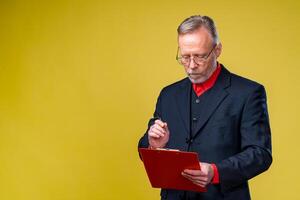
[182,56,190,60]
[194,54,206,59]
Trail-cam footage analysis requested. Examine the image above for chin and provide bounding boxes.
[188,77,205,84]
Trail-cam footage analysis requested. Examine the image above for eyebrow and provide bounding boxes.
[181,53,207,57]
[194,53,207,57]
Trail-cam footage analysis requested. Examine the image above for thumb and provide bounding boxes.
[164,123,169,132]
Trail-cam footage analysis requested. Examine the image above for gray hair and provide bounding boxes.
[177,15,219,44]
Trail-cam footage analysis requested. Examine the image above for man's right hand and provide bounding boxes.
[148,119,170,149]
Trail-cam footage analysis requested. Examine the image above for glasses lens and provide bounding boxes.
[194,57,205,64]
[179,57,190,66]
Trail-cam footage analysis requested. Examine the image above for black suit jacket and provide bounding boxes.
[138,65,272,200]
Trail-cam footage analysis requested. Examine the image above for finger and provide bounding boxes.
[182,172,200,181]
[149,133,160,138]
[148,131,161,138]
[187,177,208,187]
[182,172,195,182]
[152,124,166,134]
[183,169,204,176]
[182,172,205,181]
[151,127,165,137]
[181,172,194,181]
[182,173,207,187]
[192,180,206,188]
[190,176,210,186]
[164,122,168,128]
[164,123,170,133]
[155,120,166,128]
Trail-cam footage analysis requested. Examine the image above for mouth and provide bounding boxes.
[188,73,202,76]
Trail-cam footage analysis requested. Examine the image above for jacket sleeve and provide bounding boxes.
[216,85,272,193]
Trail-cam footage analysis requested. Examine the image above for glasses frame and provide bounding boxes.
[176,44,217,66]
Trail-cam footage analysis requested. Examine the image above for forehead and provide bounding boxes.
[178,27,214,52]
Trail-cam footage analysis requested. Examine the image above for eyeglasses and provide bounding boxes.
[176,44,216,66]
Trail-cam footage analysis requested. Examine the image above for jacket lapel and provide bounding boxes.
[192,66,231,138]
[175,78,192,135]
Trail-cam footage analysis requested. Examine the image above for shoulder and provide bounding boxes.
[159,77,189,96]
[218,64,267,102]
[231,73,263,89]
[224,69,267,101]
[222,65,265,93]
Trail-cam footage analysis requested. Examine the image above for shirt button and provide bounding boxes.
[195,99,200,103]
[192,117,197,121]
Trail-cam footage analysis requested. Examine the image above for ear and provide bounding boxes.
[215,43,222,58]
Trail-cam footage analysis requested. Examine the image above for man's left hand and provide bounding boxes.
[182,162,214,188]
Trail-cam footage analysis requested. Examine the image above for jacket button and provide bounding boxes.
[195,99,200,103]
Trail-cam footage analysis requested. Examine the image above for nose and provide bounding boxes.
[188,58,197,69]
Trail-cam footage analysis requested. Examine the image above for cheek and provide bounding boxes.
[183,66,189,72]
[200,63,210,71]
[205,57,216,69]
[209,55,217,63]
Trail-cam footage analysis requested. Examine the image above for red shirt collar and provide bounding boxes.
[192,63,221,97]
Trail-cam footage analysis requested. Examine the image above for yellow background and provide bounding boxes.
[0,0,299,199]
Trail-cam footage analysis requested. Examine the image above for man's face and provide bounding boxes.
[178,27,222,83]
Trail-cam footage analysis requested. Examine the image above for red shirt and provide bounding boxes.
[192,63,221,97]
[192,63,221,184]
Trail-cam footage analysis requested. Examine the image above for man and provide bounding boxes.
[138,15,272,200]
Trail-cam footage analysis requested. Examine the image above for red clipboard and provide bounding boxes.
[139,148,207,192]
